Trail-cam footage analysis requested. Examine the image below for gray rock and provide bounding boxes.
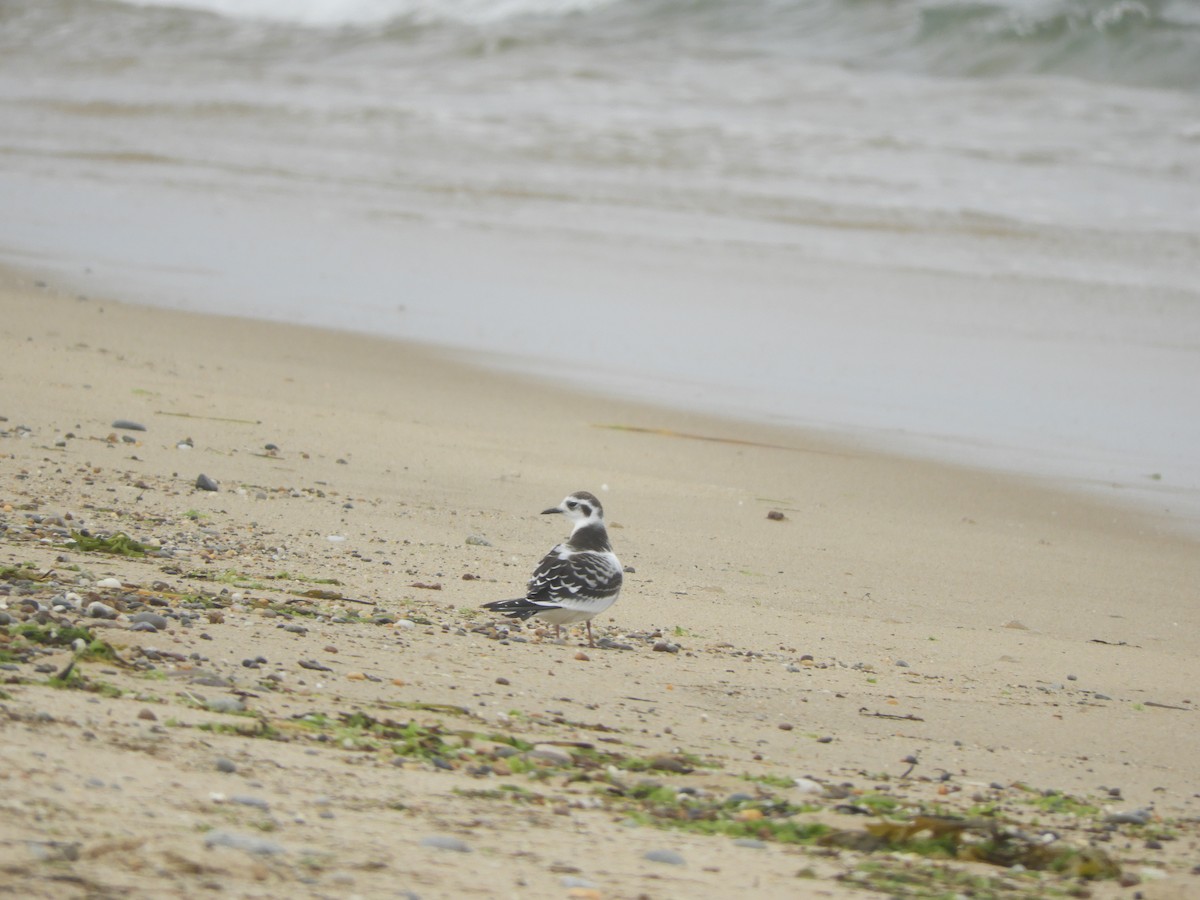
[283,623,308,635]
[528,745,573,766]
[28,841,80,862]
[1106,808,1152,826]
[204,829,284,856]
[130,621,158,633]
[643,848,685,865]
[215,757,237,774]
[231,795,270,810]
[196,473,220,492]
[86,601,119,620]
[191,674,234,687]
[206,697,246,714]
[734,838,767,849]
[131,611,169,630]
[561,876,598,889]
[420,835,470,853]
[112,420,147,432]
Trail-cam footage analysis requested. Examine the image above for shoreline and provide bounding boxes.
[3,264,1199,898]
[6,242,1198,543]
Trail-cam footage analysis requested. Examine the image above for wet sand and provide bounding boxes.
[2,266,1198,899]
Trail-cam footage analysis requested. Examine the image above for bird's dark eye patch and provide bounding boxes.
[579,504,592,516]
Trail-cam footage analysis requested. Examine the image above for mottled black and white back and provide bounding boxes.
[482,491,623,647]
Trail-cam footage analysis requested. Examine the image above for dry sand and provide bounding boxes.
[1,265,1198,899]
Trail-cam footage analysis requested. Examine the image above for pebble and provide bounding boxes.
[111,420,147,431]
[652,641,680,653]
[137,708,157,721]
[231,795,270,810]
[1106,808,1152,826]
[561,877,598,889]
[895,659,910,667]
[130,621,158,633]
[643,849,685,866]
[86,601,119,620]
[206,697,246,714]
[793,777,825,795]
[283,623,308,635]
[130,611,169,630]
[596,637,634,650]
[191,674,234,687]
[574,651,590,662]
[94,577,123,590]
[195,474,220,492]
[734,838,767,849]
[465,535,492,546]
[215,757,237,774]
[28,841,80,862]
[203,829,284,856]
[529,745,574,766]
[420,835,471,853]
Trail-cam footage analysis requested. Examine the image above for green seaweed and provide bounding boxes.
[10,622,96,647]
[67,530,148,556]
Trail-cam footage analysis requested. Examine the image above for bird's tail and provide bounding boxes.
[481,598,543,621]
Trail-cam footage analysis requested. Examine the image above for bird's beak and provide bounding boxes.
[541,506,563,515]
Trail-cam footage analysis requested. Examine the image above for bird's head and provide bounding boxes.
[543,491,605,530]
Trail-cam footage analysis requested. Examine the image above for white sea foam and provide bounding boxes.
[112,0,621,26]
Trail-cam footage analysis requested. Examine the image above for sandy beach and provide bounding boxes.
[2,265,1199,899]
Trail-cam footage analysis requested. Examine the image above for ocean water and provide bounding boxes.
[1,0,1199,527]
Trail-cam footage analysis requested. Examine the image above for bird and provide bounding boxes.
[482,491,623,648]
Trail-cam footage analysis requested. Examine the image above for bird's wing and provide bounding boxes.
[527,546,622,604]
